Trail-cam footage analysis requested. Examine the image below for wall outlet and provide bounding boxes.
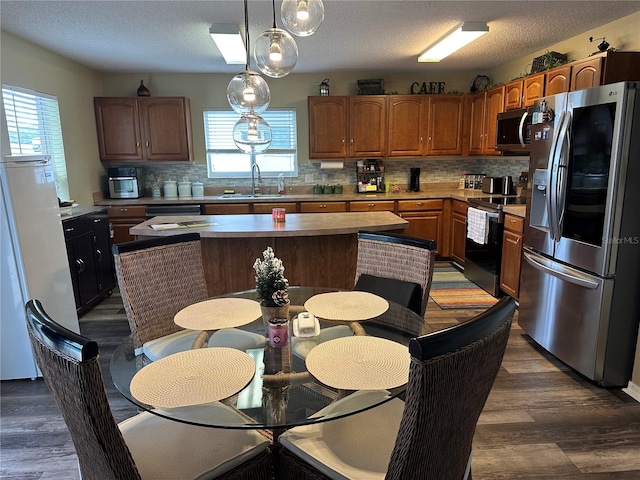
[304,173,314,183]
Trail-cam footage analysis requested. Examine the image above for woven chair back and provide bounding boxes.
[355,232,436,334]
[385,297,516,480]
[25,300,141,480]
[113,237,208,348]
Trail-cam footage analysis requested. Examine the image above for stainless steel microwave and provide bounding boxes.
[108,167,142,198]
[495,107,533,153]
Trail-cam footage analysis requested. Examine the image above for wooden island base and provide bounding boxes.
[129,212,408,297]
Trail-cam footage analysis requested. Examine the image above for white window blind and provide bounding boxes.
[2,84,70,200]
[203,108,298,178]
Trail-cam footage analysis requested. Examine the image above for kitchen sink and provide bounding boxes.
[217,194,282,199]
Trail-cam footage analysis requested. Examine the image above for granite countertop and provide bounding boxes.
[60,205,108,221]
[130,211,409,238]
[503,205,526,217]
[94,188,495,206]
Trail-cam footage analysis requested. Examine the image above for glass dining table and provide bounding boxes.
[109,286,427,435]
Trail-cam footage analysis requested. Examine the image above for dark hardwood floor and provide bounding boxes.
[2,291,640,479]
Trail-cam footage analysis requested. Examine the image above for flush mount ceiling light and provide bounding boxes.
[418,21,489,63]
[209,23,246,65]
[254,0,298,78]
[281,0,324,37]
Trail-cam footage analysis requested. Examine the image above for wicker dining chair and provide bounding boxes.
[278,296,516,480]
[112,233,209,357]
[24,299,272,480]
[354,230,437,335]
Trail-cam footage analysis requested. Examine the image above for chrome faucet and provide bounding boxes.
[251,162,262,195]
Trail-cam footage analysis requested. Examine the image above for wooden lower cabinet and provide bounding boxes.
[348,200,395,212]
[500,214,524,299]
[251,203,298,214]
[202,204,251,214]
[299,202,348,213]
[397,199,444,256]
[108,205,147,244]
[450,200,467,265]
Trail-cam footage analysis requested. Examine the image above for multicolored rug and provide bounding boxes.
[429,264,499,309]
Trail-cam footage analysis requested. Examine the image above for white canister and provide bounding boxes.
[178,181,191,197]
[191,182,204,197]
[163,181,178,198]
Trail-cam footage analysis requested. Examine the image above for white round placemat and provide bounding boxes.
[174,298,261,330]
[305,336,409,390]
[303,291,389,321]
[130,348,255,408]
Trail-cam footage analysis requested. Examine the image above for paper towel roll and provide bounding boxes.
[320,160,344,170]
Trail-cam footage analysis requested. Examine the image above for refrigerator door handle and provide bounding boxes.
[554,112,572,236]
[523,249,599,289]
[518,110,529,147]
[546,111,565,242]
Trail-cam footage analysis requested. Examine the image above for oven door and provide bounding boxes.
[464,205,503,296]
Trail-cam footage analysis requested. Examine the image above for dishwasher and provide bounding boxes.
[145,204,202,219]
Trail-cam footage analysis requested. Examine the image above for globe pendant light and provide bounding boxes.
[254,0,298,78]
[233,113,272,153]
[227,70,270,115]
[281,0,324,37]
[227,0,271,152]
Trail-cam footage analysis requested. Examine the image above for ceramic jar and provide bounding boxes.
[163,181,177,198]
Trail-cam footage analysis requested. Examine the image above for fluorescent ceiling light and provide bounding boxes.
[418,21,489,63]
[209,24,246,65]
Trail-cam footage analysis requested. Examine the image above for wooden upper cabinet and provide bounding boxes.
[387,96,429,157]
[523,73,545,106]
[467,92,486,156]
[484,86,505,155]
[504,80,523,110]
[349,96,387,158]
[94,98,143,161]
[570,56,603,91]
[545,65,571,95]
[427,95,464,155]
[94,97,193,162]
[308,96,348,159]
[138,97,193,161]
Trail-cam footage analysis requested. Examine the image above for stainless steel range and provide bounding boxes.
[464,196,526,297]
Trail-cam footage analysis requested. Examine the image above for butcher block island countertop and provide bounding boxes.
[129,212,409,297]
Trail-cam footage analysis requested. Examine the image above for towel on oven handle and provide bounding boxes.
[467,207,498,245]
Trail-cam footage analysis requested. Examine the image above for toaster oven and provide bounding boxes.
[108,167,142,198]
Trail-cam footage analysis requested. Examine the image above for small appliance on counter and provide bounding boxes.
[408,168,421,192]
[108,167,142,198]
[356,159,385,193]
[481,176,503,194]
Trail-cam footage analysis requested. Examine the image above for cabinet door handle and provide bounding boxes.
[136,141,140,148]
[64,227,74,232]
[120,208,128,212]
[146,141,149,147]
[96,249,102,262]
[76,258,84,273]
[93,218,101,223]
[368,203,375,207]
[319,204,326,208]
[416,202,424,206]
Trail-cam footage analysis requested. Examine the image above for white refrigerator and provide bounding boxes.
[1,155,79,380]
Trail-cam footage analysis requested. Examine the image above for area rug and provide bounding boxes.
[429,264,499,309]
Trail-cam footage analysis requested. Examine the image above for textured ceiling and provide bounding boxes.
[1,1,638,74]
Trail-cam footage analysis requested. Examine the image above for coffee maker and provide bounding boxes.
[409,168,421,192]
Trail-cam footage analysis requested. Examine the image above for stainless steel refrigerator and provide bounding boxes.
[520,81,640,387]
[1,155,79,380]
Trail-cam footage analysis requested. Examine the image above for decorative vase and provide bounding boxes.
[260,301,290,330]
[137,80,150,97]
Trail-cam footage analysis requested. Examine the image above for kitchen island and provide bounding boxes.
[129,211,408,296]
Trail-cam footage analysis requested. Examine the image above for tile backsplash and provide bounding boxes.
[141,156,529,194]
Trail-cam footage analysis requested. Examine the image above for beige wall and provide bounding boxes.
[1,31,105,205]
